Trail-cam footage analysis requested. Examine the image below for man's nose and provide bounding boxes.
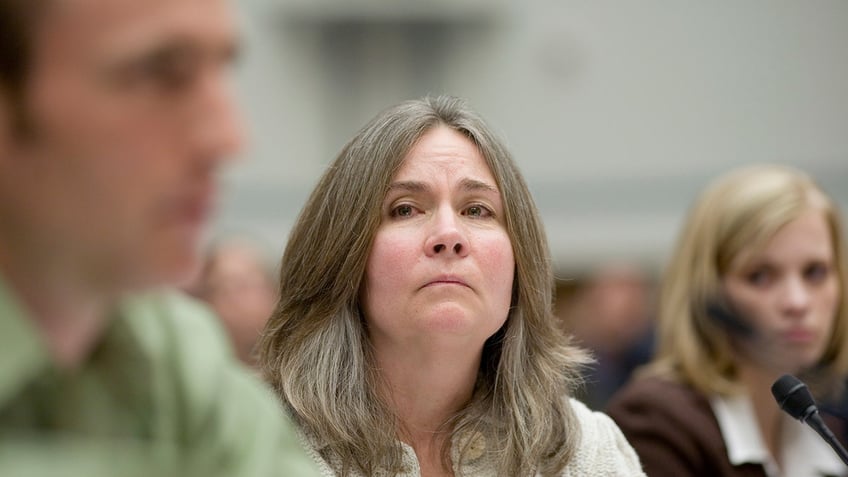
[189,70,245,164]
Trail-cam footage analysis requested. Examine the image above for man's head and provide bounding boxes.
[193,238,277,365]
[0,0,243,292]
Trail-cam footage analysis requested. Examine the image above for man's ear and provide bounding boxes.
[0,88,12,162]
[0,86,37,164]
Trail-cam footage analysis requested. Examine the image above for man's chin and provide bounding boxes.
[129,242,202,292]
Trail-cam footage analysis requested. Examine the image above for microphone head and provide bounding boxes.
[705,298,755,338]
[771,374,818,422]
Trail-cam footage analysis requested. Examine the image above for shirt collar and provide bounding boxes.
[0,273,52,408]
[710,392,845,477]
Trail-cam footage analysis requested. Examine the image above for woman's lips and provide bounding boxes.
[782,328,815,344]
[422,275,470,289]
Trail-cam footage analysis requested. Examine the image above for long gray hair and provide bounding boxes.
[258,95,588,476]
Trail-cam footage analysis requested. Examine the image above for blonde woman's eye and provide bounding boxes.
[805,262,831,284]
[746,268,773,287]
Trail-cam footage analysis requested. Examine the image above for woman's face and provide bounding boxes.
[361,126,515,353]
[722,209,840,376]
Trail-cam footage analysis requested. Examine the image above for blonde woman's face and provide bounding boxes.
[361,126,515,355]
[722,210,839,375]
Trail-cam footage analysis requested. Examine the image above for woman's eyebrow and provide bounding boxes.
[385,178,499,197]
[387,181,430,194]
[459,178,499,195]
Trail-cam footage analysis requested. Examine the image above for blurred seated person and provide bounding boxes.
[258,95,646,476]
[559,263,656,409]
[0,0,317,474]
[193,237,277,367]
[607,165,848,477]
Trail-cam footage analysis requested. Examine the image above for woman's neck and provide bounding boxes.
[739,365,785,464]
[373,340,481,476]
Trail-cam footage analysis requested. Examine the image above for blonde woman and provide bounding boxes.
[608,165,848,477]
[258,96,644,476]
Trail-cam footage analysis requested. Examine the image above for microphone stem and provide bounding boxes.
[808,412,848,467]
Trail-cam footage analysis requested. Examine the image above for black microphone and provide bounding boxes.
[771,374,848,467]
[705,298,755,339]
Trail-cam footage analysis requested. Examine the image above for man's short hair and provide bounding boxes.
[0,0,46,128]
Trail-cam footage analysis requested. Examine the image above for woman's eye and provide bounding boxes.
[746,268,773,287]
[804,262,831,284]
[463,205,492,218]
[391,204,416,218]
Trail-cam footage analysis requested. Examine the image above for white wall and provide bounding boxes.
[218,0,848,272]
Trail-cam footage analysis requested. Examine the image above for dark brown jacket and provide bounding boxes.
[606,376,847,477]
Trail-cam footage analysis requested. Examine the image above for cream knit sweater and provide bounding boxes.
[298,399,645,476]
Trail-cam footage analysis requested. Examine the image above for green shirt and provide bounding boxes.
[0,276,318,476]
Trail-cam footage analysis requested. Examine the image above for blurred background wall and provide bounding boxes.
[210,0,848,408]
[219,0,848,277]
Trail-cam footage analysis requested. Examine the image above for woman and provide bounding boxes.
[258,96,644,476]
[607,165,848,477]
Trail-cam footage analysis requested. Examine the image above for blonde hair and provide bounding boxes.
[258,95,588,476]
[648,164,848,396]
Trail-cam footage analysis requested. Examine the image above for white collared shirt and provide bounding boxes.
[710,393,845,477]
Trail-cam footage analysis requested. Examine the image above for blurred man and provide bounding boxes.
[193,237,277,367]
[0,0,316,475]
[558,263,656,409]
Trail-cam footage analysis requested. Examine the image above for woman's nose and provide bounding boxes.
[424,207,469,257]
[781,275,812,316]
